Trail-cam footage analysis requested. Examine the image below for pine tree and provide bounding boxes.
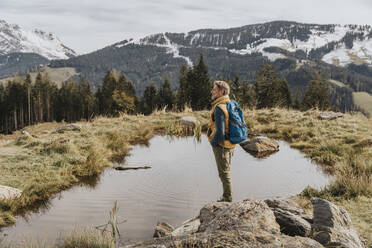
[176,65,189,110]
[158,77,174,110]
[303,72,330,110]
[142,83,157,115]
[188,54,211,110]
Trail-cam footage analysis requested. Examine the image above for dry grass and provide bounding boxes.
[353,92,372,116]
[0,107,371,243]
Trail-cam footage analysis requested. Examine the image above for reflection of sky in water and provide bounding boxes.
[0,135,331,245]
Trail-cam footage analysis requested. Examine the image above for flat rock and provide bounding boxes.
[171,218,200,237]
[265,197,306,216]
[318,111,344,120]
[0,185,22,201]
[55,124,82,132]
[179,116,199,127]
[240,137,279,156]
[153,222,174,238]
[311,197,364,248]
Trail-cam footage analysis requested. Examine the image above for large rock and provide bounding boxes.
[55,124,82,132]
[123,199,323,248]
[0,185,22,201]
[318,111,344,120]
[311,197,364,248]
[265,197,306,216]
[198,200,280,234]
[178,116,199,128]
[153,222,174,238]
[240,137,279,157]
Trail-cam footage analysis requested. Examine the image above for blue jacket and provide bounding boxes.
[210,106,225,147]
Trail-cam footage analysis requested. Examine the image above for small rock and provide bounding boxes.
[41,130,50,134]
[179,116,199,128]
[15,131,34,143]
[153,222,174,238]
[318,111,344,120]
[311,197,364,248]
[0,185,22,201]
[171,218,200,237]
[240,137,279,157]
[55,124,82,132]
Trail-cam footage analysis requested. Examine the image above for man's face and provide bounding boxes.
[211,85,223,100]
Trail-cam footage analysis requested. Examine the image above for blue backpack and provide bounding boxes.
[223,100,248,144]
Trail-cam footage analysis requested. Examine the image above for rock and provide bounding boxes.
[240,137,279,157]
[153,222,174,238]
[318,111,344,120]
[171,218,200,237]
[15,130,34,143]
[55,124,82,132]
[123,199,323,248]
[265,197,312,237]
[41,130,50,134]
[311,197,364,248]
[179,116,199,128]
[198,200,280,234]
[272,208,311,237]
[265,197,305,216]
[0,185,22,201]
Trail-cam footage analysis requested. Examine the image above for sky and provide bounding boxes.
[1,0,371,55]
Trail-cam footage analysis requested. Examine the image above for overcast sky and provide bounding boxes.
[1,0,371,54]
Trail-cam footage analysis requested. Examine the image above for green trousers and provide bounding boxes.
[212,145,234,201]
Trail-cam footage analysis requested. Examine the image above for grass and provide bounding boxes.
[0,108,371,245]
[353,92,372,116]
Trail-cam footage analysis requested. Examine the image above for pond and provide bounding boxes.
[0,135,331,245]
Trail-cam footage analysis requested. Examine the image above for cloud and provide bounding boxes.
[1,0,371,54]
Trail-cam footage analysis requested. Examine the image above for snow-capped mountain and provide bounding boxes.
[118,21,372,67]
[0,20,76,60]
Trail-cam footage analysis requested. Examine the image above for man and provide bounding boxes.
[207,80,236,202]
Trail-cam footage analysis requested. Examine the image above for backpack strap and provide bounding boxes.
[215,102,229,135]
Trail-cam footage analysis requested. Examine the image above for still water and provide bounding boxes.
[0,135,330,245]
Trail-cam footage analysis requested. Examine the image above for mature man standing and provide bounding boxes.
[207,80,236,202]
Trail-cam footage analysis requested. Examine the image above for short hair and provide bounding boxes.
[213,80,230,95]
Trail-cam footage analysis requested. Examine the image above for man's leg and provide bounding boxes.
[212,146,234,201]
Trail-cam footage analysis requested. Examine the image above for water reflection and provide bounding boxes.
[0,135,331,245]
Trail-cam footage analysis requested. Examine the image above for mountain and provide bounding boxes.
[0,19,77,79]
[3,20,372,112]
[0,20,76,60]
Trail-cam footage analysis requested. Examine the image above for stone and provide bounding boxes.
[179,116,199,128]
[171,218,200,237]
[0,185,22,201]
[272,208,311,237]
[41,130,50,134]
[240,137,279,157]
[265,197,305,216]
[15,130,34,143]
[122,199,324,248]
[55,124,82,132]
[318,111,344,120]
[311,197,364,248]
[153,222,174,238]
[198,200,280,234]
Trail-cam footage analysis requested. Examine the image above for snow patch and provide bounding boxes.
[294,25,349,53]
[322,38,372,66]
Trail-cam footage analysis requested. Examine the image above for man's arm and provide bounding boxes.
[210,106,225,147]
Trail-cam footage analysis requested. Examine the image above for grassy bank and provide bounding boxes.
[0,108,371,245]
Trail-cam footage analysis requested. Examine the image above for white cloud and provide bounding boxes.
[1,0,371,54]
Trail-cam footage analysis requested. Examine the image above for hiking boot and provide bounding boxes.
[217,196,232,202]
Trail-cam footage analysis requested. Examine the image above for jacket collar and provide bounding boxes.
[212,95,230,106]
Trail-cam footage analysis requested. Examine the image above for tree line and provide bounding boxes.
[0,54,330,134]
